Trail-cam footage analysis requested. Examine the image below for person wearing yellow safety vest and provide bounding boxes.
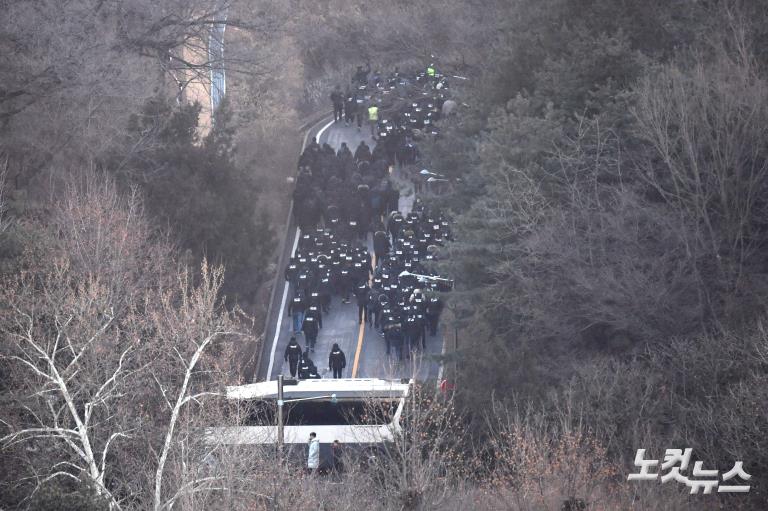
[367,102,379,138]
[426,63,437,88]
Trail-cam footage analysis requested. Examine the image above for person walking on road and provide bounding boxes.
[354,283,371,325]
[354,140,372,163]
[331,85,344,122]
[302,313,319,353]
[344,87,356,126]
[367,101,379,138]
[328,343,347,378]
[354,92,364,129]
[426,295,444,336]
[288,290,307,335]
[353,63,371,86]
[307,432,320,474]
[284,337,302,378]
[373,229,390,266]
[385,323,404,360]
[426,62,436,83]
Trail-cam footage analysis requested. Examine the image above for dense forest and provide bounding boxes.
[1,0,767,509]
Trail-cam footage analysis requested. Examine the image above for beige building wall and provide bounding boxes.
[178,38,214,140]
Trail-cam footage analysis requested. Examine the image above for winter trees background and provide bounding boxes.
[2,0,768,509]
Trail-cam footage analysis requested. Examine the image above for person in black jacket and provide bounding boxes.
[284,337,303,378]
[328,343,346,378]
[354,141,372,163]
[302,313,320,353]
[331,85,344,122]
[373,230,390,266]
[425,295,444,336]
[353,63,371,86]
[305,304,323,330]
[318,276,332,313]
[354,283,371,325]
[298,351,314,380]
[354,93,365,129]
[371,291,388,329]
[385,323,404,360]
[344,88,356,126]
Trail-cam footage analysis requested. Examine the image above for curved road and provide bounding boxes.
[254,118,444,382]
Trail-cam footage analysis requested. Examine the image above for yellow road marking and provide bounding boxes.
[352,320,365,377]
[351,253,376,377]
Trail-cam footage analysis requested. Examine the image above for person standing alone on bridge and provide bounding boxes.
[284,337,302,378]
[331,85,344,123]
[328,343,347,378]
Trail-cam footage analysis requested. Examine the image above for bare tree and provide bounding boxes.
[356,376,467,511]
[149,262,249,511]
[0,175,255,510]
[481,398,699,511]
[632,35,768,315]
[0,0,287,195]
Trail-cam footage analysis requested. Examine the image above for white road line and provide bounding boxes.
[264,116,334,380]
[316,119,335,143]
[266,228,301,378]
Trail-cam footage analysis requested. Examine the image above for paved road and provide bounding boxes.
[256,118,443,382]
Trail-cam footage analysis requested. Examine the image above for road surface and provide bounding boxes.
[255,118,444,382]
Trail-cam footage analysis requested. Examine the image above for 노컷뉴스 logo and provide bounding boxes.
[628,449,751,494]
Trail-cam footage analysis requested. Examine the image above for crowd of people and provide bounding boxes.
[292,137,400,236]
[283,63,454,380]
[329,63,453,159]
